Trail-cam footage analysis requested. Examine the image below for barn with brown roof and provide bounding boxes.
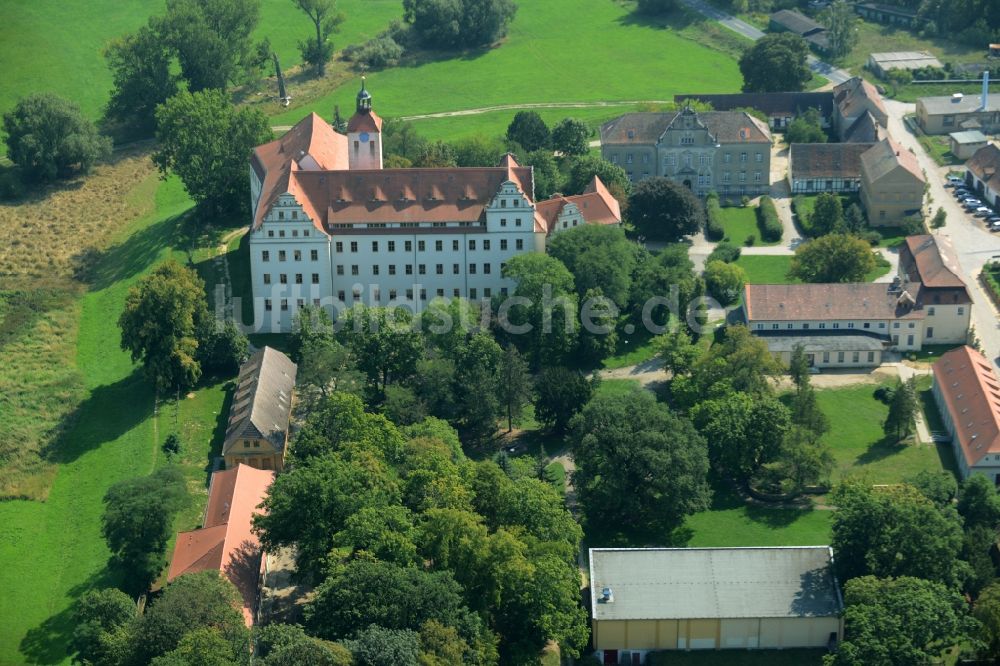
[788,143,871,193]
[167,464,276,625]
[932,346,1000,481]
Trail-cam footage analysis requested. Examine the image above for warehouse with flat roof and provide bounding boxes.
[588,547,844,663]
[867,51,942,78]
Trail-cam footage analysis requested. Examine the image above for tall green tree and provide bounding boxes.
[118,261,210,392]
[826,576,978,666]
[403,0,517,49]
[522,149,561,199]
[739,33,812,92]
[3,93,111,182]
[104,25,181,134]
[704,259,746,306]
[547,223,637,306]
[692,392,790,480]
[550,118,590,156]
[506,111,550,152]
[566,155,631,198]
[153,89,272,216]
[628,177,705,242]
[883,377,917,442]
[497,345,531,432]
[810,192,844,236]
[627,244,702,330]
[337,305,425,394]
[451,333,504,444]
[975,581,1000,662]
[533,367,593,434]
[294,0,345,77]
[788,233,877,283]
[830,480,966,586]
[570,390,711,538]
[957,474,1000,530]
[823,0,859,59]
[158,0,268,91]
[71,588,136,666]
[254,624,352,666]
[501,253,579,368]
[101,466,189,594]
[345,626,421,666]
[785,107,828,144]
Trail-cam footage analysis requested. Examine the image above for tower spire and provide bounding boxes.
[356,76,372,113]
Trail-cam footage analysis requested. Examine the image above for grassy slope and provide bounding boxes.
[271,0,743,125]
[0,0,402,121]
[0,177,229,666]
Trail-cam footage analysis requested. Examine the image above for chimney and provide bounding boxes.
[982,70,990,111]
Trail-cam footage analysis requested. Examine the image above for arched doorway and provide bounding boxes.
[683,179,692,189]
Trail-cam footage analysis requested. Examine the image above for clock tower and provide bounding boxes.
[346,77,383,170]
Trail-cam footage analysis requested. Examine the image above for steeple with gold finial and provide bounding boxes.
[346,76,383,170]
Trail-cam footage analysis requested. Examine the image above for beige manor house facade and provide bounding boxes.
[599,106,772,201]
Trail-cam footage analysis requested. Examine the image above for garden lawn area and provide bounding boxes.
[595,378,644,398]
[0,177,233,665]
[0,0,402,122]
[684,501,833,548]
[271,0,743,126]
[815,383,956,484]
[917,134,961,167]
[602,332,660,370]
[410,105,636,143]
[719,205,779,247]
[734,255,796,284]
[648,649,826,665]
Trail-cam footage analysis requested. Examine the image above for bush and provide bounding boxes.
[757,196,782,242]
[706,240,741,264]
[705,192,725,241]
[874,385,896,405]
[859,229,883,246]
[744,234,756,247]
[163,433,181,457]
[343,36,404,69]
[900,213,926,236]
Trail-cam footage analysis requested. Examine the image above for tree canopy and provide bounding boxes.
[570,389,711,539]
[788,233,877,283]
[103,26,180,134]
[403,0,518,49]
[704,259,746,306]
[628,177,705,242]
[506,111,550,152]
[551,118,590,156]
[294,0,345,77]
[3,93,111,181]
[547,223,637,306]
[739,33,812,92]
[785,107,828,144]
[153,89,272,216]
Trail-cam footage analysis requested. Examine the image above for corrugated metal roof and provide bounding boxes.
[589,547,842,621]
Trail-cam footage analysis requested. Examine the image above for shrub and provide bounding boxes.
[163,433,181,457]
[343,36,404,69]
[874,385,896,404]
[705,192,725,241]
[859,229,883,246]
[706,240,741,264]
[744,234,756,247]
[757,196,782,242]
[740,195,751,207]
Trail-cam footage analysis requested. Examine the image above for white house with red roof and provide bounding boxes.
[247,80,622,332]
[932,346,1000,482]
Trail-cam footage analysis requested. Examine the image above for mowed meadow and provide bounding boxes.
[0,0,751,662]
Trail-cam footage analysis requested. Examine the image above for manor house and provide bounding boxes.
[248,81,621,332]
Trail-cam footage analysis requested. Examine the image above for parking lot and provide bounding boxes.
[948,175,1000,231]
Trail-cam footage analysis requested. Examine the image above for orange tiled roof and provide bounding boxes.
[534,177,622,234]
[347,109,383,133]
[167,464,275,626]
[933,346,1000,467]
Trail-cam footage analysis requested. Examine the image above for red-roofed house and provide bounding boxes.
[932,346,1000,482]
[248,81,622,332]
[167,464,275,625]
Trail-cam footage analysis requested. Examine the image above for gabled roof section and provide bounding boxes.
[744,282,925,321]
[861,137,924,183]
[902,235,967,289]
[600,113,674,144]
[933,346,1000,467]
[534,176,622,234]
[770,9,826,36]
[843,111,886,144]
[167,464,276,625]
[834,76,888,121]
[790,142,872,179]
[224,347,297,455]
[600,110,771,145]
[968,144,1000,185]
[252,113,348,230]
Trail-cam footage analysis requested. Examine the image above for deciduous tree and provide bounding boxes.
[118,261,210,392]
[403,0,517,49]
[71,588,136,666]
[788,233,876,283]
[566,155,630,198]
[628,177,705,242]
[785,107,827,144]
[883,377,917,442]
[497,345,531,432]
[570,390,711,538]
[823,0,859,59]
[547,223,637,306]
[153,89,272,215]
[550,118,589,156]
[957,473,1000,530]
[3,93,111,182]
[294,0,345,77]
[501,253,579,367]
[810,192,844,236]
[739,33,812,92]
[337,305,425,394]
[104,25,180,134]
[506,111,550,152]
[533,367,593,433]
[704,259,746,306]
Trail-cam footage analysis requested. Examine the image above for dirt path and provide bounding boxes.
[597,358,669,389]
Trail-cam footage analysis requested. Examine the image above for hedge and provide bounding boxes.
[757,196,782,242]
[705,192,725,241]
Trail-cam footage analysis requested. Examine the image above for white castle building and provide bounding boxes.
[248,81,622,332]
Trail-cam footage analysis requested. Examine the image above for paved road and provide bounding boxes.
[679,0,853,85]
[882,99,1000,370]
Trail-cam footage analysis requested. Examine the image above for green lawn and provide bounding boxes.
[602,332,660,370]
[0,177,234,665]
[544,461,566,493]
[271,0,743,126]
[409,105,635,143]
[719,205,778,247]
[0,0,402,122]
[684,500,833,547]
[734,255,796,284]
[917,133,962,167]
[815,384,956,484]
[595,378,644,398]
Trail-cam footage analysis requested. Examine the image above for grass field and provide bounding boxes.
[718,205,778,247]
[271,0,744,126]
[734,255,797,284]
[409,105,637,143]
[841,19,985,75]
[917,133,962,167]
[815,383,956,484]
[0,0,402,123]
[602,331,660,370]
[0,175,236,665]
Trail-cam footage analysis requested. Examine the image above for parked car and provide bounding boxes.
[964,202,983,210]
[986,215,1000,224]
[946,176,965,187]
[975,207,993,217]
[955,190,971,198]
[990,221,1000,232]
